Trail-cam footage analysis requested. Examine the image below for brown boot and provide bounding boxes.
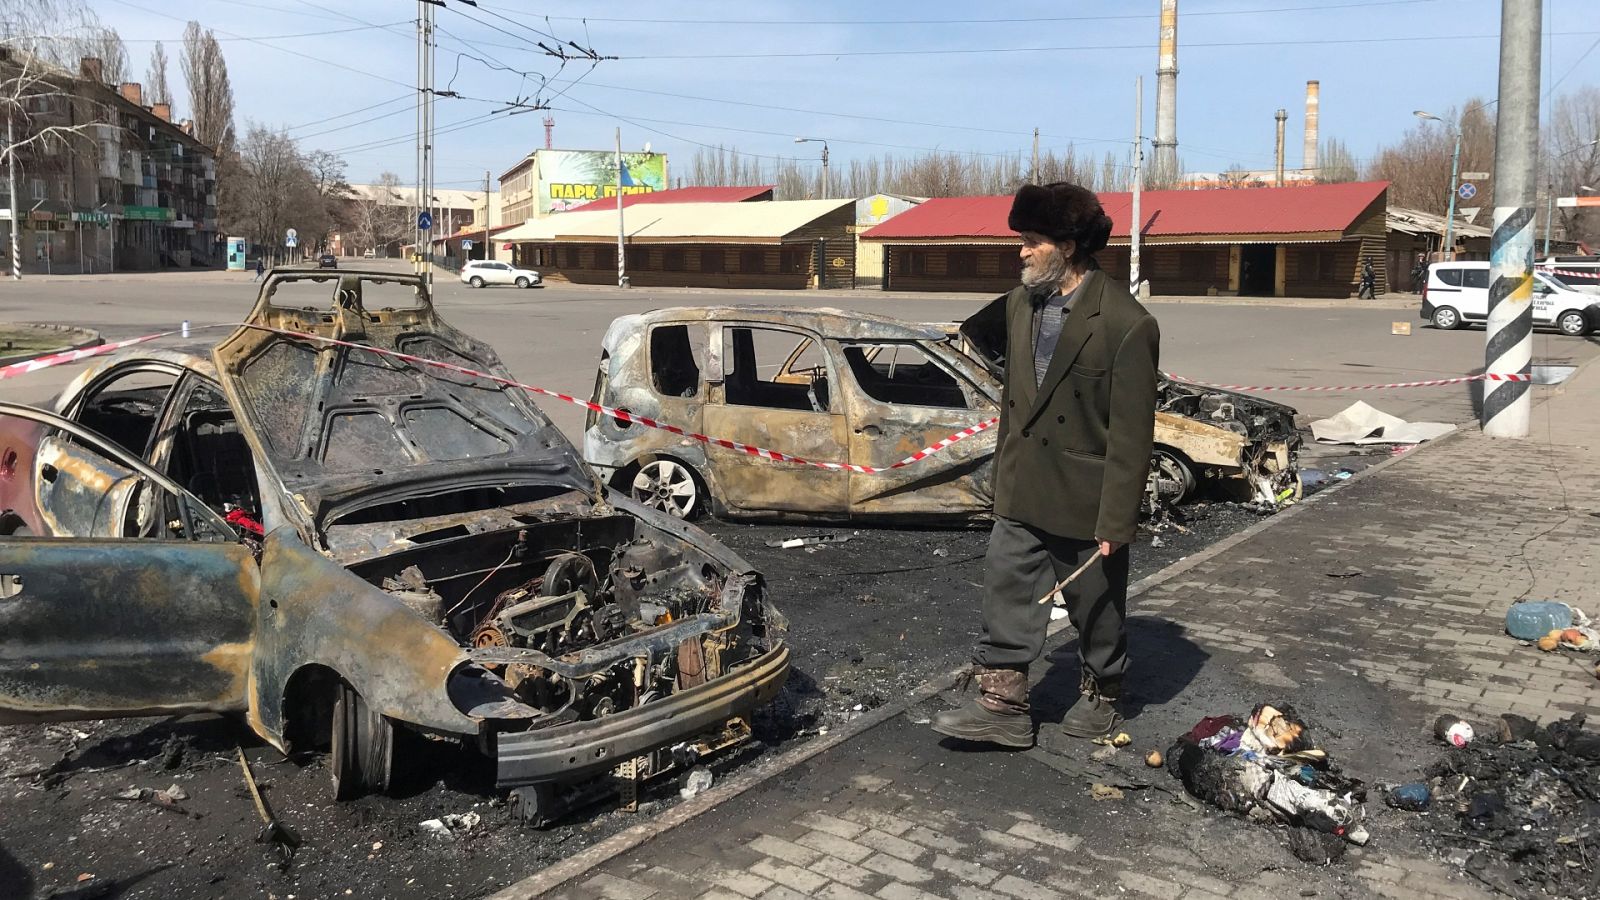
[1059,671,1123,739]
[931,666,1034,749]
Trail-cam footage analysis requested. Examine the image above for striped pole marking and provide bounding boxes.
[1483,204,1536,436]
[1163,371,1532,393]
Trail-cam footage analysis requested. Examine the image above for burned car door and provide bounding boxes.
[835,340,997,519]
[37,364,183,537]
[702,325,849,516]
[0,403,254,725]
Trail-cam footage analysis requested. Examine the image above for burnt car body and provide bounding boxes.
[584,306,1300,522]
[0,270,787,820]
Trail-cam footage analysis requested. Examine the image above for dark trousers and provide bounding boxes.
[973,516,1130,692]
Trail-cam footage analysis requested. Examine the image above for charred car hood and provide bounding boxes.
[212,271,590,529]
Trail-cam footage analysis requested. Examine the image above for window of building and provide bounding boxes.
[947,251,979,278]
[780,245,810,275]
[840,343,970,410]
[700,247,726,274]
[895,249,927,276]
[663,247,686,271]
[998,251,1023,280]
[562,245,579,268]
[594,245,615,269]
[625,246,648,270]
[30,179,45,201]
[649,325,703,398]
[1298,248,1337,281]
[722,327,829,412]
[1179,251,1213,282]
[740,249,765,273]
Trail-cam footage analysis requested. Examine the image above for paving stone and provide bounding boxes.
[748,860,828,896]
[581,873,659,900]
[992,874,1064,900]
[798,811,869,839]
[858,829,928,862]
[746,835,821,867]
[859,853,934,884]
[1004,821,1082,851]
[810,855,882,890]
[798,829,875,864]
[932,852,999,886]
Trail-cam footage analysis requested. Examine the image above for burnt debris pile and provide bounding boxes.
[1164,703,1369,865]
[1420,713,1600,898]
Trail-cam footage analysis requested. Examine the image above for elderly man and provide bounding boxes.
[933,182,1160,747]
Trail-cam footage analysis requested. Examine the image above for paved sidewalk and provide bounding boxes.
[522,362,1600,900]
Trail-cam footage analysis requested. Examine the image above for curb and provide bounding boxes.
[0,324,103,368]
[486,363,1590,898]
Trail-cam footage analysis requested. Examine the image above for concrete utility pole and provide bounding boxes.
[1483,0,1541,439]
[484,169,493,261]
[1130,76,1143,298]
[7,115,20,280]
[1031,128,1040,185]
[1274,108,1287,187]
[615,126,627,288]
[1152,0,1178,185]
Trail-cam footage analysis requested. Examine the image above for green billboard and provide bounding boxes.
[537,150,668,214]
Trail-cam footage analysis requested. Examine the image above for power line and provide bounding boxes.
[286,93,412,131]
[616,31,1600,61]
[515,0,1439,27]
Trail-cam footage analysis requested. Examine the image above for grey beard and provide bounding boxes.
[1021,252,1068,289]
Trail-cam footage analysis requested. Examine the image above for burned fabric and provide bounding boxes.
[1165,704,1369,862]
[1420,713,1600,899]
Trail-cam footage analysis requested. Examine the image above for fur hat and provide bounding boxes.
[1008,182,1113,255]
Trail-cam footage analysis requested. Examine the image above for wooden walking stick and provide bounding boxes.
[1035,552,1103,605]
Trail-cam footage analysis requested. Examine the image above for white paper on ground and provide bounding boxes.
[1309,401,1456,445]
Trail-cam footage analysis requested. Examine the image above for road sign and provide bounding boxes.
[285,227,298,248]
[1461,171,1492,181]
[462,239,474,250]
[1458,183,1477,200]
[417,211,433,231]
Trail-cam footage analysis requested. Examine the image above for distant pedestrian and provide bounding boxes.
[1357,257,1376,299]
[253,257,265,282]
[1410,254,1427,292]
[932,182,1159,749]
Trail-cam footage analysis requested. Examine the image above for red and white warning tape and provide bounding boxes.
[1536,266,1600,280]
[0,330,179,380]
[1163,371,1532,392]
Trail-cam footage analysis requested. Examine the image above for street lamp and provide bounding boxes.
[1543,138,1599,256]
[1414,110,1462,261]
[795,137,830,198]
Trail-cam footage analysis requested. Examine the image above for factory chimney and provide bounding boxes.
[1152,0,1179,185]
[1274,109,1287,187]
[1303,80,1320,178]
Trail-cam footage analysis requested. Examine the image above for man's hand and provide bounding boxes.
[1098,539,1124,557]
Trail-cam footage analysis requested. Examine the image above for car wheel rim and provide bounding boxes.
[1561,315,1583,335]
[631,460,698,518]
[1437,310,1456,328]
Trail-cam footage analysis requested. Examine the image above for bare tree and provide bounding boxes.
[181,21,234,153]
[349,171,412,257]
[87,27,125,84]
[1317,138,1359,184]
[146,41,171,106]
[298,148,352,251]
[229,124,305,259]
[1365,97,1496,214]
[1546,86,1600,248]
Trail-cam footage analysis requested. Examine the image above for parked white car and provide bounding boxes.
[460,259,542,289]
[1421,261,1599,336]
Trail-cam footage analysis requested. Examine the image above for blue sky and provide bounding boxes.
[93,0,1600,189]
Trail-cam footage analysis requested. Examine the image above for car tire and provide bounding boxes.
[515,276,530,288]
[469,276,485,288]
[330,681,393,800]
[1146,448,1197,513]
[1557,310,1589,337]
[1431,306,1462,330]
[509,782,565,829]
[630,458,704,519]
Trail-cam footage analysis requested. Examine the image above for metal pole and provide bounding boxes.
[484,169,493,262]
[424,0,435,294]
[1130,76,1142,298]
[616,127,626,288]
[1543,181,1552,257]
[1031,128,1039,185]
[1483,0,1541,439]
[414,0,424,274]
[1443,129,1461,261]
[7,115,19,280]
[821,142,829,198]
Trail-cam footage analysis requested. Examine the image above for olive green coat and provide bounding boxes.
[982,270,1160,544]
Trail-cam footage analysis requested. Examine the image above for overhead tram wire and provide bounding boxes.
[286,94,414,132]
[520,0,1440,26]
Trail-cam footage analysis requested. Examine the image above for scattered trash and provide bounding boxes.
[1049,606,1069,621]
[1325,567,1364,578]
[1145,750,1164,768]
[237,748,300,860]
[1164,704,1369,863]
[1386,782,1431,811]
[1389,444,1418,456]
[111,783,201,818]
[1089,783,1125,802]
[1391,321,1412,336]
[932,548,949,558]
[766,534,852,549]
[679,766,714,800]
[1506,601,1574,641]
[1150,535,1163,548]
[1264,649,1276,658]
[1434,716,1475,748]
[1300,468,1328,487]
[1421,713,1600,898]
[1334,469,1354,480]
[419,812,481,841]
[1093,731,1133,748]
[1310,402,1454,445]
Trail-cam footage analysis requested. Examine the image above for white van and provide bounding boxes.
[1421,261,1598,336]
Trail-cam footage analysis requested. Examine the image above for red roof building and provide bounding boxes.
[563,185,775,214]
[861,182,1390,298]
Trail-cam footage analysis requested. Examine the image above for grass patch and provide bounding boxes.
[0,327,71,354]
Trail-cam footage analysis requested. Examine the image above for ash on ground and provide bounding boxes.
[1413,714,1600,899]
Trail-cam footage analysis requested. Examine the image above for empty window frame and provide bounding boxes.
[722,327,829,412]
[840,343,970,409]
[739,249,765,274]
[780,244,810,275]
[663,248,686,271]
[649,325,703,398]
[895,249,927,276]
[700,247,726,274]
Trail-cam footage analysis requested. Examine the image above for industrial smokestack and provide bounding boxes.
[1153,0,1179,184]
[1275,108,1287,187]
[1303,80,1320,177]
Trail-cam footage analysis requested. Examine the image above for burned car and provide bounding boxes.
[585,306,1300,522]
[0,271,787,824]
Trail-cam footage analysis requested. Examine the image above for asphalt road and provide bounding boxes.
[4,264,1596,438]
